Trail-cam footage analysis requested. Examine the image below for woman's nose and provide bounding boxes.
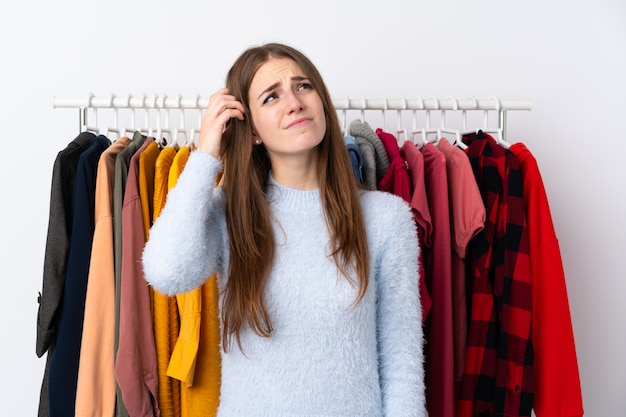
[284,91,304,114]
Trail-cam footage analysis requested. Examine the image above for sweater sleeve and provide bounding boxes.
[372,193,426,417]
[142,151,228,296]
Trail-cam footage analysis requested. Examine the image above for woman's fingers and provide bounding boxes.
[197,88,245,157]
[210,88,246,120]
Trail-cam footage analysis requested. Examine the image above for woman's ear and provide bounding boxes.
[250,123,261,144]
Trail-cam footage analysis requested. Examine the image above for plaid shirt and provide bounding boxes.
[457,132,534,417]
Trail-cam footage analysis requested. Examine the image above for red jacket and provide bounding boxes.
[510,143,584,417]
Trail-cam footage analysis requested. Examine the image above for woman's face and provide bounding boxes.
[247,57,326,162]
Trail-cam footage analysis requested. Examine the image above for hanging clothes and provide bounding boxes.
[509,143,584,417]
[375,128,412,203]
[458,132,534,417]
[436,139,485,393]
[115,137,160,416]
[165,146,222,417]
[164,147,200,390]
[113,131,147,417]
[420,142,455,417]
[344,135,363,184]
[48,135,110,417]
[36,131,96,417]
[400,141,433,323]
[349,120,390,189]
[152,145,182,417]
[75,136,131,416]
[40,94,582,417]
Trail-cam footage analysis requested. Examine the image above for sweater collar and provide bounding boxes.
[267,174,321,208]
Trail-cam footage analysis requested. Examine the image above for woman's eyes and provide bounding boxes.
[263,93,278,104]
[262,83,313,104]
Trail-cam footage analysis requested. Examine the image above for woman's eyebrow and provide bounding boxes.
[257,76,310,100]
[257,82,280,100]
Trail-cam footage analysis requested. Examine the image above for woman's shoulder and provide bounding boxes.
[360,189,410,213]
[359,189,418,257]
[359,190,414,229]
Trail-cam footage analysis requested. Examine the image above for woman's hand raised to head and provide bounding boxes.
[197,88,246,159]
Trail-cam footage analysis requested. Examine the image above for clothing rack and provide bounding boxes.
[53,94,532,143]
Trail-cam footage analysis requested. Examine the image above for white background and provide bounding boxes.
[1,0,624,416]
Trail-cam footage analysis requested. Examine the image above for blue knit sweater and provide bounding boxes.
[142,151,425,417]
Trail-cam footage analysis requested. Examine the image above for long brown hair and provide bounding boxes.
[220,42,370,351]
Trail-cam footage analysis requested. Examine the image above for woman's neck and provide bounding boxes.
[268,152,320,190]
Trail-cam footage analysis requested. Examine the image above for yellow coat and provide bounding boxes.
[167,146,221,417]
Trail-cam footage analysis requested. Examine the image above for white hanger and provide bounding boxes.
[83,93,100,134]
[420,96,440,146]
[188,95,202,148]
[105,95,121,140]
[340,96,349,137]
[381,97,388,133]
[395,96,409,145]
[359,94,367,123]
[146,95,157,138]
[460,96,477,137]
[137,94,150,136]
[169,95,186,149]
[436,95,466,150]
[156,94,172,147]
[127,94,140,136]
[460,96,492,144]
[120,94,131,137]
[409,96,424,147]
[483,96,510,148]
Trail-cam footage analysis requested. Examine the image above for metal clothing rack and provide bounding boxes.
[53,94,533,143]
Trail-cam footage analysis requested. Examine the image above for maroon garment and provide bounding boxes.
[437,139,486,388]
[421,143,455,417]
[115,137,160,417]
[401,142,433,322]
[458,132,533,417]
[375,128,412,203]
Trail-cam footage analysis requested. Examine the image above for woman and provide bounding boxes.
[142,42,425,416]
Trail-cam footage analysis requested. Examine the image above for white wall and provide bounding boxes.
[1,0,624,415]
